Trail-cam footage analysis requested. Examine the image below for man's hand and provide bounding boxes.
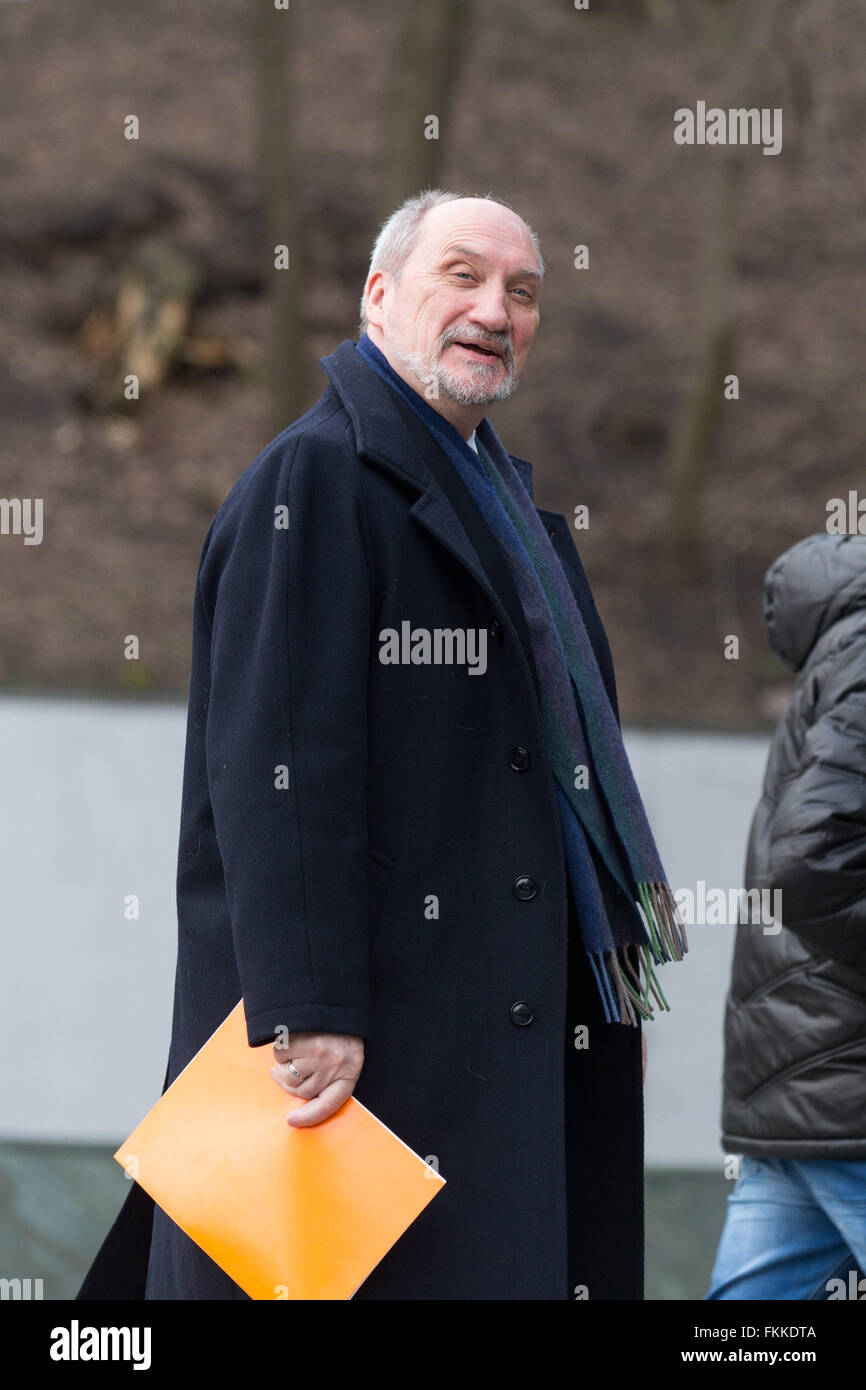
[270,1031,364,1128]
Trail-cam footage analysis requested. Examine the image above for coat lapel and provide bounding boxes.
[321,340,531,571]
[320,339,536,495]
[319,340,616,718]
[320,340,542,693]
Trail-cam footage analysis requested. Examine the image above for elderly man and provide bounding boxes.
[79,189,683,1303]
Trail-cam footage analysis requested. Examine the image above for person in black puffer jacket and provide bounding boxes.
[708,533,866,1301]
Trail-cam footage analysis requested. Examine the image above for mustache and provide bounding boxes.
[439,327,514,365]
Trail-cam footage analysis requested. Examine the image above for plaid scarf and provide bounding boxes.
[357,334,687,1023]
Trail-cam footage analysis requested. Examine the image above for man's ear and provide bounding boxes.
[364,269,387,329]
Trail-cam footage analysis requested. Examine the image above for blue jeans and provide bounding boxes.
[706,1155,866,1300]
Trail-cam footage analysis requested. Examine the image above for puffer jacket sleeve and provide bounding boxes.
[765,639,866,965]
[199,427,375,1045]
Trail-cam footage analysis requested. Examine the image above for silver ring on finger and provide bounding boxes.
[288,1062,304,1081]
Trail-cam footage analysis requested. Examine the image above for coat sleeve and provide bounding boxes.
[200,427,375,1045]
[765,652,866,965]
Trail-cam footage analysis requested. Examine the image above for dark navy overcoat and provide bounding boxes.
[79,339,644,1302]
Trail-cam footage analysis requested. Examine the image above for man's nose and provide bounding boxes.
[465,284,511,335]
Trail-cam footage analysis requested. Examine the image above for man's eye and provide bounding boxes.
[454,271,474,280]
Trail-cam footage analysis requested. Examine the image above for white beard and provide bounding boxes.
[392,338,519,407]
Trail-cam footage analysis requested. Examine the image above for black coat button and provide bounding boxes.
[513,875,538,901]
[508,746,531,772]
[510,1002,535,1026]
[489,618,503,639]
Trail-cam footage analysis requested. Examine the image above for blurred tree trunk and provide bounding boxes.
[666,146,745,566]
[379,0,476,221]
[665,0,751,567]
[249,1,307,436]
[666,0,823,571]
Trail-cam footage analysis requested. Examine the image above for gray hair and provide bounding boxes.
[358,188,545,333]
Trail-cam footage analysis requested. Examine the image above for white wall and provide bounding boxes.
[0,697,184,1147]
[628,729,768,1168]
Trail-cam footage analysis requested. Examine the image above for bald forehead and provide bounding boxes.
[414,200,540,269]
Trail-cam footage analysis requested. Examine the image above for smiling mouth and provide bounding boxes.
[452,340,503,361]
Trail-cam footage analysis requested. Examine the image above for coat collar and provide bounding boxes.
[319,339,535,500]
[319,338,543,711]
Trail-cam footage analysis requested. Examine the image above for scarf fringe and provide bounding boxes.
[599,882,689,1025]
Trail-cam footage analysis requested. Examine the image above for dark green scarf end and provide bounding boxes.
[608,882,689,1026]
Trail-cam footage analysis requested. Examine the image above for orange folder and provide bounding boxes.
[115,1001,445,1300]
